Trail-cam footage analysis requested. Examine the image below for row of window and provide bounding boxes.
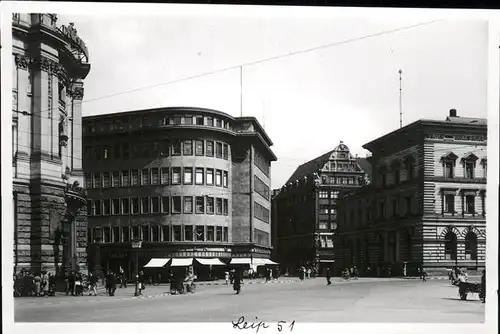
[254,202,270,223]
[254,175,270,200]
[88,225,230,243]
[84,168,229,189]
[318,222,337,230]
[442,160,485,179]
[380,162,415,187]
[321,175,363,186]
[254,150,270,177]
[84,114,233,134]
[444,231,479,260]
[319,205,337,215]
[318,235,334,248]
[319,191,340,199]
[343,196,417,226]
[442,192,486,215]
[84,139,229,161]
[87,196,229,216]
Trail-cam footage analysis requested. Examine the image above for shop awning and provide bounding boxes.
[230,258,253,265]
[144,258,171,268]
[170,258,194,267]
[253,258,279,266]
[195,258,226,266]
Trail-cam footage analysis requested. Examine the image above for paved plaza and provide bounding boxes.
[15,278,484,323]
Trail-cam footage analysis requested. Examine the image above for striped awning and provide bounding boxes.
[195,258,226,266]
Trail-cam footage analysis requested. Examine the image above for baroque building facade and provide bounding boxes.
[336,110,487,276]
[12,14,91,275]
[83,107,276,279]
[273,142,371,275]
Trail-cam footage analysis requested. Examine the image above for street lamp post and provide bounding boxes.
[131,238,143,297]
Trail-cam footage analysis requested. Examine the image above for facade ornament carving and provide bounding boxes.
[14,54,30,69]
[425,133,486,142]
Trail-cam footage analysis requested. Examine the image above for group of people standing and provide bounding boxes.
[14,269,54,297]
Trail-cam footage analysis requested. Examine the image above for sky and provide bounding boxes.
[56,14,489,190]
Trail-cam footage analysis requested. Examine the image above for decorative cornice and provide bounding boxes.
[13,53,69,86]
[425,133,487,142]
[14,54,30,70]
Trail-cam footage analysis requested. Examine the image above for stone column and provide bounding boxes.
[70,82,84,174]
[14,54,31,159]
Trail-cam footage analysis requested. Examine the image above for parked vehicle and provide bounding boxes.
[457,281,482,300]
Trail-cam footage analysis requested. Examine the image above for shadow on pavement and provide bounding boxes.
[441,297,481,303]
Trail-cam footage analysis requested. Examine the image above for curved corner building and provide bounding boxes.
[83,108,276,277]
[12,14,91,275]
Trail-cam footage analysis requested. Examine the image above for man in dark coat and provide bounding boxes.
[326,267,332,285]
[68,271,76,296]
[107,271,116,296]
[233,269,242,294]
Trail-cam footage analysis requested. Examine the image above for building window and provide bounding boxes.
[184,225,193,241]
[170,116,181,125]
[121,198,130,215]
[161,167,169,185]
[112,226,120,242]
[444,231,457,260]
[319,222,328,230]
[254,175,269,199]
[151,197,160,213]
[216,198,223,215]
[394,169,400,185]
[131,170,139,186]
[131,226,140,240]
[122,171,130,186]
[196,226,205,241]
[112,199,120,215]
[206,141,214,157]
[162,226,170,242]
[196,196,205,213]
[122,227,130,242]
[87,200,93,216]
[381,173,387,187]
[465,195,475,214]
[141,197,150,214]
[184,116,193,125]
[85,173,93,189]
[254,150,270,176]
[319,191,328,199]
[206,117,213,126]
[378,202,385,218]
[406,163,414,181]
[195,140,204,156]
[444,194,455,214]
[184,196,193,213]
[151,168,159,185]
[206,197,214,214]
[183,167,193,184]
[131,198,139,214]
[392,199,398,217]
[195,168,204,185]
[161,196,169,213]
[172,141,182,156]
[183,140,193,155]
[172,167,181,184]
[465,162,475,179]
[223,198,228,215]
[172,196,182,214]
[141,169,150,185]
[444,161,454,178]
[93,200,102,215]
[196,117,204,125]
[173,226,181,241]
[215,170,222,186]
[215,142,223,158]
[405,196,412,216]
[223,227,228,242]
[101,199,109,215]
[111,171,120,187]
[216,119,222,128]
[216,226,223,242]
[206,169,214,185]
[254,202,270,223]
[464,232,478,260]
[151,226,160,242]
[206,226,215,241]
[223,144,229,160]
[103,228,111,243]
[103,172,110,188]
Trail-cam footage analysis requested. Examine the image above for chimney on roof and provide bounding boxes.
[449,109,457,117]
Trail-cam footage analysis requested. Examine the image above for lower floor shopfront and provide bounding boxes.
[336,218,486,277]
[87,242,273,281]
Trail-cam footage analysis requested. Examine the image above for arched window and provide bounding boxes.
[444,231,457,260]
[464,231,478,260]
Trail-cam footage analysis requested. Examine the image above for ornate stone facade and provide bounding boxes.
[12,14,91,276]
[336,110,487,277]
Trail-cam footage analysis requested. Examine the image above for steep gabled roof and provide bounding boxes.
[285,150,334,184]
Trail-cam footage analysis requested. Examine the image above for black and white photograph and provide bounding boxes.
[1,2,498,334]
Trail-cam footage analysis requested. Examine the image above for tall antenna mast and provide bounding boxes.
[399,69,403,129]
[240,66,243,117]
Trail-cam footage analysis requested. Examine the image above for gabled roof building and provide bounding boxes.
[272,141,371,275]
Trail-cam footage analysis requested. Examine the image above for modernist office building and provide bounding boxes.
[272,142,371,275]
[336,110,487,276]
[12,14,91,275]
[83,107,276,277]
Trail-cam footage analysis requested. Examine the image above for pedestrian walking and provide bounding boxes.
[353,266,359,280]
[89,272,98,296]
[34,274,41,297]
[233,269,242,294]
[326,267,332,285]
[41,269,49,297]
[68,271,76,296]
[307,267,311,279]
[225,271,230,285]
[421,268,428,282]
